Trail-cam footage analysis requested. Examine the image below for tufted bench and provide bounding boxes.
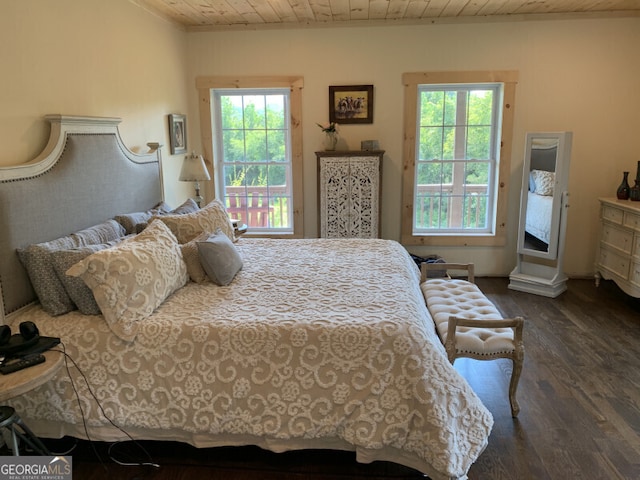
[420,263,525,417]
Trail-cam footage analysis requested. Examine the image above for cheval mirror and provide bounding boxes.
[509,131,572,297]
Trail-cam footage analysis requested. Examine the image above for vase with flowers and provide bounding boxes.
[317,122,339,151]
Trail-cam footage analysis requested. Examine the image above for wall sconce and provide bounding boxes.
[179,151,211,207]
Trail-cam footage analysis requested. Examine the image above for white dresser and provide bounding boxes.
[595,198,640,297]
[316,150,383,238]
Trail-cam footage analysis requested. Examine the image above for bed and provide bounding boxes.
[0,115,492,480]
[525,189,553,244]
[524,141,557,245]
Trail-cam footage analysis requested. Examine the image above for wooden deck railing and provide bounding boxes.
[223,183,487,230]
[415,184,488,229]
[224,185,289,228]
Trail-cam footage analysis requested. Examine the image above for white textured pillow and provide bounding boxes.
[152,199,235,244]
[531,170,555,196]
[180,232,210,283]
[67,220,188,341]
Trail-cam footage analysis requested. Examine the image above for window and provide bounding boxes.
[415,84,501,234]
[213,89,291,232]
[401,71,518,246]
[197,76,304,238]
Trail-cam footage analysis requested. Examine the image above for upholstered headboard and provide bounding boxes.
[0,115,163,323]
[531,144,558,172]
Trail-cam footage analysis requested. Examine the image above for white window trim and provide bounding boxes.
[401,71,518,247]
[413,82,501,236]
[211,87,293,234]
[197,76,304,238]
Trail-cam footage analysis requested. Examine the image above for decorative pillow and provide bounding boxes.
[152,199,235,244]
[66,220,188,341]
[197,229,243,286]
[115,211,153,235]
[180,232,210,283]
[50,238,127,315]
[134,199,200,234]
[531,170,555,196]
[171,198,200,215]
[114,201,171,234]
[72,219,125,245]
[17,220,126,316]
[17,237,78,315]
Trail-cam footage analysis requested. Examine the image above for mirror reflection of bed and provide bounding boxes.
[524,230,549,251]
[509,132,572,298]
[524,138,558,254]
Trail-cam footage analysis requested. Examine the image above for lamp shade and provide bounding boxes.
[179,152,211,182]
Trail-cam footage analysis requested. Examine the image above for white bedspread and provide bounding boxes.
[6,238,492,480]
[526,191,553,244]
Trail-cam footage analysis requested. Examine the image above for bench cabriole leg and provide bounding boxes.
[509,348,524,417]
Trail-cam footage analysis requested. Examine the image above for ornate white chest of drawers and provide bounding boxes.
[316,150,383,238]
[595,198,640,297]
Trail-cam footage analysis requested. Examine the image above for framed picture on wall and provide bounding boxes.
[329,85,373,124]
[169,114,187,154]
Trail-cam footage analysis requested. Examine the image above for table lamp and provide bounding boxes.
[179,152,211,207]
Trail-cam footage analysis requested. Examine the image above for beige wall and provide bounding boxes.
[2,2,639,277]
[0,0,192,207]
[186,17,640,277]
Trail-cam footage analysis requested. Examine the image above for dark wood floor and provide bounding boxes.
[36,278,640,479]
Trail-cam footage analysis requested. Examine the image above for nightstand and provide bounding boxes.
[0,350,64,455]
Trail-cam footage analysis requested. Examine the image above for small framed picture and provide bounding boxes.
[169,114,187,154]
[329,85,374,124]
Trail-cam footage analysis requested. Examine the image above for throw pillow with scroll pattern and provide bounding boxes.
[66,220,188,341]
[179,232,210,283]
[134,198,201,234]
[531,170,555,196]
[151,199,235,244]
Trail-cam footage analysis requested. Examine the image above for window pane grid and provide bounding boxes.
[414,84,499,234]
[214,89,292,232]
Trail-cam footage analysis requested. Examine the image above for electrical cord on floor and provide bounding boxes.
[107,440,161,469]
[51,343,160,470]
[48,436,78,456]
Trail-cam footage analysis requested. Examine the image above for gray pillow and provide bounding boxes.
[171,198,199,215]
[17,237,78,315]
[114,202,171,234]
[17,220,126,316]
[71,219,125,245]
[50,239,125,315]
[197,230,243,286]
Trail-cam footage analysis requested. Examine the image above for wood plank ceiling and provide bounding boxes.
[135,0,640,31]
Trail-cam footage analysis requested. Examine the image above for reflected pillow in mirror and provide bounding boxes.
[531,170,555,196]
[529,172,536,193]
